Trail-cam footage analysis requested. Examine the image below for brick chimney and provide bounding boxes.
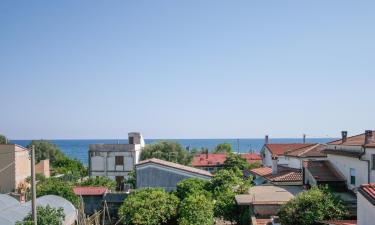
[365,130,373,144]
[303,134,306,144]
[341,131,348,143]
[272,155,278,175]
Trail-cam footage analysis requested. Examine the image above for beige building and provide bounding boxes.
[0,144,31,193]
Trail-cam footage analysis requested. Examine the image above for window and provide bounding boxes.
[115,156,124,166]
[129,137,134,144]
[372,155,375,170]
[350,168,356,185]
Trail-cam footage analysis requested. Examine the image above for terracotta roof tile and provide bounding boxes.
[303,160,346,182]
[73,187,108,196]
[329,131,375,147]
[321,220,357,225]
[191,153,261,167]
[250,166,302,184]
[284,144,327,158]
[265,143,316,156]
[358,183,375,206]
[137,158,213,177]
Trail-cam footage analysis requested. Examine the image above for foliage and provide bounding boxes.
[176,178,211,200]
[119,188,179,225]
[213,143,232,153]
[80,176,116,189]
[140,141,192,165]
[53,157,87,179]
[278,186,348,225]
[0,134,8,144]
[125,169,137,188]
[209,168,243,191]
[26,173,47,183]
[27,140,65,163]
[178,194,214,225]
[16,205,65,225]
[213,187,239,222]
[36,178,79,208]
[223,153,250,171]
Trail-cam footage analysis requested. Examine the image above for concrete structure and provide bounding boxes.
[89,132,145,188]
[35,159,50,178]
[136,158,212,191]
[323,130,375,190]
[0,144,31,193]
[357,184,375,225]
[73,186,107,215]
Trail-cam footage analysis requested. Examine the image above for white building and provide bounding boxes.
[323,130,375,190]
[88,132,145,188]
[357,183,375,225]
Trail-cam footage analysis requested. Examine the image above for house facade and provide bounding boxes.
[323,130,375,190]
[88,132,145,189]
[357,184,375,225]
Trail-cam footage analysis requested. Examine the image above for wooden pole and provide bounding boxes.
[31,145,37,225]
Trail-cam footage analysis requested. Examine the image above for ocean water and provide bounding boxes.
[11,138,334,165]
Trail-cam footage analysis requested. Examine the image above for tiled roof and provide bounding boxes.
[250,166,302,184]
[73,187,108,196]
[321,220,357,225]
[284,144,327,158]
[191,153,261,167]
[255,219,272,225]
[358,183,375,206]
[265,143,316,156]
[322,149,363,158]
[329,131,375,147]
[137,158,212,177]
[303,160,346,182]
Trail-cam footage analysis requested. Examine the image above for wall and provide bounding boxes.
[0,145,16,193]
[357,192,375,225]
[14,146,31,192]
[35,159,50,178]
[262,147,272,167]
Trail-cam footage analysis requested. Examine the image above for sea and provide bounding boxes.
[11,138,334,165]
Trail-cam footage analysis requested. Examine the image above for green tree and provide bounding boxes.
[53,157,87,179]
[27,140,65,163]
[36,178,79,208]
[0,134,8,144]
[278,186,348,225]
[213,187,239,223]
[213,143,232,153]
[16,205,65,225]
[125,169,137,188]
[209,168,243,191]
[178,194,214,225]
[119,188,179,225]
[176,178,211,200]
[140,141,192,165]
[223,153,250,171]
[80,176,116,189]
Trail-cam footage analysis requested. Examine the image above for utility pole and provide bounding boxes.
[31,145,37,225]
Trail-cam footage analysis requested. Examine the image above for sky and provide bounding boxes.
[0,0,374,139]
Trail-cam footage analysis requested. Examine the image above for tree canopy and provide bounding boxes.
[213,143,232,153]
[140,141,192,165]
[36,178,79,208]
[0,134,8,144]
[80,176,116,189]
[16,205,65,225]
[278,186,348,225]
[26,140,65,163]
[176,178,211,200]
[119,188,179,225]
[223,153,250,171]
[178,194,214,225]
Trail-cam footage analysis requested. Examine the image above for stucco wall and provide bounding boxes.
[357,192,375,225]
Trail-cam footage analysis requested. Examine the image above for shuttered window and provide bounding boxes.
[115,156,124,166]
[350,168,356,185]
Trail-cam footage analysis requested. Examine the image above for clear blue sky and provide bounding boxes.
[1,1,374,139]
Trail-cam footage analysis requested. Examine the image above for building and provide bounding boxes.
[88,132,145,188]
[357,184,375,225]
[73,186,108,215]
[192,153,261,172]
[323,130,375,190]
[260,142,326,169]
[0,144,31,193]
[136,158,212,191]
[250,165,302,186]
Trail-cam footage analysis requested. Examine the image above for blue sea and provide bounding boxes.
[11,138,334,165]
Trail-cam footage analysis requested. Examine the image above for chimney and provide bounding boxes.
[272,155,278,175]
[341,131,348,143]
[206,149,209,159]
[265,135,269,144]
[365,130,373,144]
[303,134,306,144]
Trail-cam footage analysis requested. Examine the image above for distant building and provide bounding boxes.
[73,186,107,215]
[136,158,212,191]
[0,144,31,193]
[88,132,145,189]
[192,153,261,172]
[323,130,375,190]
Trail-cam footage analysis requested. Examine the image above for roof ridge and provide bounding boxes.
[283,143,317,155]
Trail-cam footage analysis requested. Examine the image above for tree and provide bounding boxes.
[178,194,214,225]
[36,178,79,208]
[125,169,136,188]
[0,134,8,144]
[176,178,211,200]
[213,143,232,153]
[118,188,179,225]
[16,205,65,225]
[80,176,116,189]
[213,187,239,223]
[278,186,348,225]
[27,140,65,163]
[140,141,192,165]
[53,157,87,179]
[223,153,250,171]
[209,168,243,191]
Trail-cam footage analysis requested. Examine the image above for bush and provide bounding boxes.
[119,188,179,225]
[0,134,8,144]
[213,143,232,153]
[278,186,348,225]
[80,176,116,189]
[53,157,87,178]
[178,194,214,225]
[36,178,79,208]
[140,141,192,165]
[176,178,211,200]
[27,140,66,163]
[16,205,65,225]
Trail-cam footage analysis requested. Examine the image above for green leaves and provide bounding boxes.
[213,143,232,153]
[140,141,192,165]
[16,205,65,225]
[176,178,211,200]
[178,194,214,225]
[27,140,65,163]
[278,186,348,225]
[119,188,179,225]
[0,134,8,144]
[79,176,116,190]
